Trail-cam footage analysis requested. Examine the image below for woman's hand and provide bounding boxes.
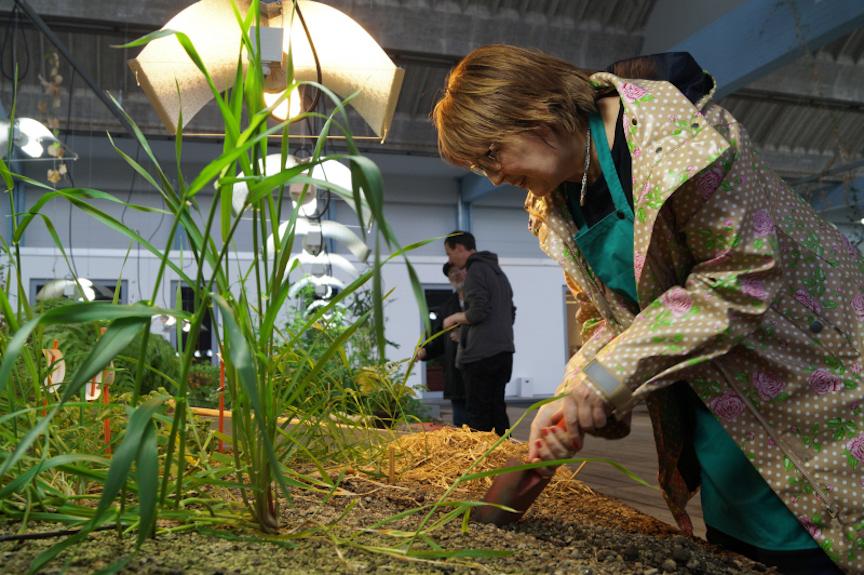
[527,399,583,477]
[527,379,609,475]
[443,312,467,329]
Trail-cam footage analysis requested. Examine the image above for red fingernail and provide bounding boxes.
[541,428,549,437]
[535,439,542,447]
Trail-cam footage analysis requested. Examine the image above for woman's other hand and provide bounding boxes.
[528,399,584,477]
[562,379,609,434]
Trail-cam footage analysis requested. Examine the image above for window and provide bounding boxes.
[30,278,128,304]
[170,281,217,362]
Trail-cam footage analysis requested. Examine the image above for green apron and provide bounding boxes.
[569,113,638,303]
[570,111,817,551]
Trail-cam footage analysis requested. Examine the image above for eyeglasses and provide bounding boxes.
[468,145,499,178]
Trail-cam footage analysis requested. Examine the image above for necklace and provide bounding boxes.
[579,125,592,206]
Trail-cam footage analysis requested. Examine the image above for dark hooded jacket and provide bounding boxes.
[459,251,516,364]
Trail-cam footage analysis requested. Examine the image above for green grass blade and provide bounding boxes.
[26,397,165,573]
[135,420,159,547]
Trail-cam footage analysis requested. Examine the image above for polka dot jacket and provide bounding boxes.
[524,72,864,573]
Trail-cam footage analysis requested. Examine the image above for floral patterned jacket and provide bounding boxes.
[525,72,864,573]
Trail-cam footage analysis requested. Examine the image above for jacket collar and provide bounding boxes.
[525,72,730,305]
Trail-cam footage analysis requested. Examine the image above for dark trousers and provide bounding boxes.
[450,399,466,428]
[460,352,512,436]
[706,526,843,575]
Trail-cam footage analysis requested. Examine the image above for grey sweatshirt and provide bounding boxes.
[459,251,516,364]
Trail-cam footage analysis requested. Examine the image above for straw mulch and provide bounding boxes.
[385,426,678,537]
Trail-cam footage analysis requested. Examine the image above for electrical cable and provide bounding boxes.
[0,4,30,82]
[293,0,322,114]
[61,68,79,277]
[0,524,118,543]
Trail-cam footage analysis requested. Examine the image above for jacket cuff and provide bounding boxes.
[582,359,635,416]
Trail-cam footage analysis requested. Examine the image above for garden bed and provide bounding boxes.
[1,428,774,574]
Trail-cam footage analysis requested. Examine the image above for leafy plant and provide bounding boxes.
[0,0,429,570]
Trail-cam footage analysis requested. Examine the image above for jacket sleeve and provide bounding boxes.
[577,131,783,414]
[463,264,492,325]
[559,273,632,438]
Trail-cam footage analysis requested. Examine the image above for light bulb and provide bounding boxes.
[263,86,302,120]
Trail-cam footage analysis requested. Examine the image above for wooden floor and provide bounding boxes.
[440,403,707,539]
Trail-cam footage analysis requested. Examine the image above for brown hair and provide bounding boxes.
[431,44,598,168]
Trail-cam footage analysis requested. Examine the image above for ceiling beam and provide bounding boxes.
[809,177,864,214]
[647,0,864,99]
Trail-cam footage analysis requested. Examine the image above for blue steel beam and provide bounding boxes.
[668,0,864,99]
[458,174,496,230]
[460,173,497,204]
[811,177,864,215]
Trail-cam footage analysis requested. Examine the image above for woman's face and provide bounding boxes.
[474,127,578,197]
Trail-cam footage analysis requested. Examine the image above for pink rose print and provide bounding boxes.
[632,148,642,159]
[809,368,843,395]
[794,288,822,314]
[661,287,692,318]
[740,278,769,301]
[852,293,864,320]
[708,391,745,421]
[634,252,646,279]
[799,516,823,540]
[767,436,777,448]
[697,167,723,201]
[851,361,862,374]
[620,82,648,102]
[753,370,785,401]
[752,209,774,237]
[846,434,864,463]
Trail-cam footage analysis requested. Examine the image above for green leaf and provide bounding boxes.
[28,397,166,573]
[135,421,159,547]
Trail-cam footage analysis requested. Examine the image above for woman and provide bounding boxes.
[433,45,863,575]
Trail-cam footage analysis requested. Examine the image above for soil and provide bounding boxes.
[1,429,776,575]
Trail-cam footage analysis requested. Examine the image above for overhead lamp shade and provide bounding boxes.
[270,1,404,139]
[130,0,403,139]
[288,251,358,277]
[267,217,370,260]
[0,118,77,161]
[288,274,345,298]
[127,0,250,133]
[36,278,109,302]
[231,154,317,216]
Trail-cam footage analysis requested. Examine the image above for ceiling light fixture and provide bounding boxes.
[128,0,404,140]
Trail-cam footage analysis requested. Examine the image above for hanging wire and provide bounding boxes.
[61,68,79,277]
[0,4,30,83]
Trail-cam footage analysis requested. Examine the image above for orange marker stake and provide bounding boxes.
[218,359,226,452]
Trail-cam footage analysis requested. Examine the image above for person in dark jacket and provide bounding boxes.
[416,262,467,427]
[443,231,516,436]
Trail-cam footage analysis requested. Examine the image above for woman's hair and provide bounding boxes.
[431,44,597,168]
